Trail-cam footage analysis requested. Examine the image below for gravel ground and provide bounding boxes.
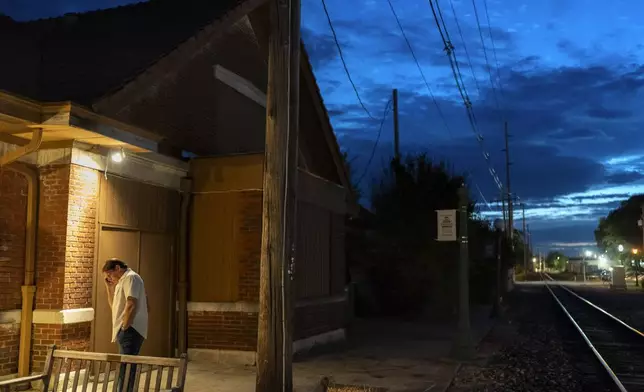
[447,285,616,392]
[571,286,644,329]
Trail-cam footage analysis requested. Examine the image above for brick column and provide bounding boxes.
[32,164,99,371]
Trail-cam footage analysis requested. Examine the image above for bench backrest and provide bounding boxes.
[41,346,187,392]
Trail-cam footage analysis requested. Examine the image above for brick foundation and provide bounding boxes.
[187,311,257,352]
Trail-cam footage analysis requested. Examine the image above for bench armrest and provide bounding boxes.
[0,374,46,388]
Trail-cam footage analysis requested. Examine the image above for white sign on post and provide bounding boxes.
[437,209,457,241]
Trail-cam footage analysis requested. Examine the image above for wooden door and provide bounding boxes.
[94,227,141,354]
[139,232,173,357]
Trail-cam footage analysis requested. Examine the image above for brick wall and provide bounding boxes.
[237,191,261,302]
[36,165,70,310]
[0,171,27,311]
[64,165,99,309]
[187,311,257,351]
[294,300,346,341]
[0,324,20,376]
[0,170,28,376]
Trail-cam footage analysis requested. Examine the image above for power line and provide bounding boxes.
[387,0,492,212]
[386,0,453,136]
[427,0,503,192]
[320,0,379,121]
[356,99,393,185]
[471,0,501,115]
[447,0,482,97]
[482,0,505,106]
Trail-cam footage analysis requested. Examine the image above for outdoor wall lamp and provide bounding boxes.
[110,147,126,163]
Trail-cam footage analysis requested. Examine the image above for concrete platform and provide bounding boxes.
[27,306,495,392]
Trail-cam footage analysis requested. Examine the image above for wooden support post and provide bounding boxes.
[393,88,399,160]
[256,0,301,391]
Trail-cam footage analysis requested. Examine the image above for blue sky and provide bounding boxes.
[2,0,644,255]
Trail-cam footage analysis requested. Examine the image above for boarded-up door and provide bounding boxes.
[93,176,179,357]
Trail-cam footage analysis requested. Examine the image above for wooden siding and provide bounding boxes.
[98,175,180,233]
[189,192,240,302]
[188,155,263,302]
[295,201,331,299]
[191,154,263,192]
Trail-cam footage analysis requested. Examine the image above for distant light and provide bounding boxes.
[618,244,624,252]
[633,249,640,255]
[532,257,537,263]
[110,149,125,163]
[584,250,592,257]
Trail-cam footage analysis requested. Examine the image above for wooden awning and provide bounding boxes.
[0,90,163,155]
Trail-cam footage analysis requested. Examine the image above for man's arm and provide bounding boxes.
[122,297,138,329]
[104,280,115,309]
[121,276,141,329]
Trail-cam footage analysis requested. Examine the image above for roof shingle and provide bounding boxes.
[0,0,245,104]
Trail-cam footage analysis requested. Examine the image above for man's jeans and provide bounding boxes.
[117,327,144,392]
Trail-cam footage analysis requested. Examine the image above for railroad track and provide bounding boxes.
[543,273,644,391]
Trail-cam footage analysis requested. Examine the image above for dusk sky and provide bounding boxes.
[2,0,643,255]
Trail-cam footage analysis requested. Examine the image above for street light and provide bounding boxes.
[618,244,624,252]
[584,250,592,258]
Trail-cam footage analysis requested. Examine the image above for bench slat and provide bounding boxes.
[143,365,152,391]
[54,351,182,367]
[52,358,63,392]
[154,366,164,392]
[81,360,91,392]
[133,364,142,390]
[101,362,111,392]
[61,358,72,392]
[165,366,174,389]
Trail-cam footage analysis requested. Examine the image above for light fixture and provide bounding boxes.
[584,250,592,257]
[110,148,125,163]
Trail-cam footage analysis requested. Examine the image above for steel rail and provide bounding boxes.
[542,274,628,392]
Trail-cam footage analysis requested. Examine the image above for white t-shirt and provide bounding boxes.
[111,269,148,343]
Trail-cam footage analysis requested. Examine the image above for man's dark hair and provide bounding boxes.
[102,258,128,272]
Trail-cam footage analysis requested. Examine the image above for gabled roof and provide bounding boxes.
[0,0,357,209]
[0,0,245,104]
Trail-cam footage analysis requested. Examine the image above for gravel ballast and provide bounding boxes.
[447,285,616,392]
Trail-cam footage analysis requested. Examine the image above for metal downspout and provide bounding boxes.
[177,178,192,355]
[7,163,39,377]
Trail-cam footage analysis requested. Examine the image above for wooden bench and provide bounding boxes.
[0,346,187,392]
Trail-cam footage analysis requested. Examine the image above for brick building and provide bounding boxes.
[0,0,354,379]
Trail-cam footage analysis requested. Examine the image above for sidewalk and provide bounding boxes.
[184,305,495,392]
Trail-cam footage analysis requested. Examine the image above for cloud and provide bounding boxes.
[605,171,644,184]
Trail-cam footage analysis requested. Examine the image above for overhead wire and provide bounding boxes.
[386,0,453,137]
[388,0,494,206]
[427,0,503,192]
[355,99,393,186]
[320,0,379,121]
[470,0,502,117]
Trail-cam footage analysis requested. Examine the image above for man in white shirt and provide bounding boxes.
[103,258,149,392]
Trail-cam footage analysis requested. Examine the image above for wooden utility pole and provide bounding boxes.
[522,203,527,274]
[503,122,513,241]
[500,189,507,232]
[451,186,474,359]
[393,88,400,160]
[256,0,300,391]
